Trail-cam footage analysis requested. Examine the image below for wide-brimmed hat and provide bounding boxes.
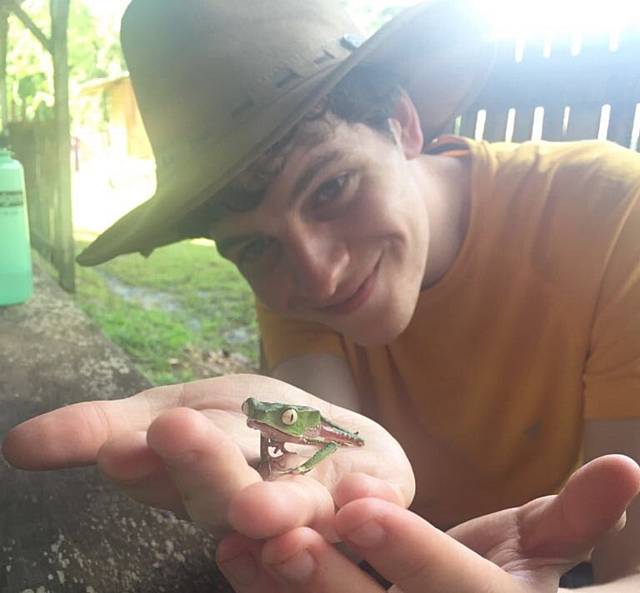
[77,0,494,266]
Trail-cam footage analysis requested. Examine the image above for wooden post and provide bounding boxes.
[0,7,8,129]
[50,0,74,291]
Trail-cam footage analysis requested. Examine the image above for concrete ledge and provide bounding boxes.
[0,261,232,592]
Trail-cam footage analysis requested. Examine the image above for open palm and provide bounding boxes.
[2,374,414,539]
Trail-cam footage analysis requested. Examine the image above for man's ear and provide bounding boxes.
[388,91,424,159]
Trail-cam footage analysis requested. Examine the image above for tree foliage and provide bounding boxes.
[7,0,124,122]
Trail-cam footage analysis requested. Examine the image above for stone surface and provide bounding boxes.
[0,262,234,593]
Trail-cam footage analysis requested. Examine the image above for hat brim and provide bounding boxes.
[77,0,494,266]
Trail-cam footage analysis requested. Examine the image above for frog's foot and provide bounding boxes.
[266,442,297,468]
[258,448,298,480]
[270,449,298,470]
[283,442,339,475]
[270,442,293,456]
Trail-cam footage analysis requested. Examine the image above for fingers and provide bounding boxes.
[216,533,278,593]
[220,499,512,593]
[102,408,330,533]
[518,454,640,559]
[217,528,384,593]
[1,384,187,469]
[335,498,512,593]
[227,471,405,543]
[145,407,261,534]
[446,454,640,586]
[1,375,268,470]
[334,472,406,508]
[1,374,329,471]
[228,475,338,540]
[217,457,640,593]
[97,430,188,516]
[96,414,362,539]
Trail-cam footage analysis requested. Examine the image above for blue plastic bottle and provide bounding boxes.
[0,146,32,306]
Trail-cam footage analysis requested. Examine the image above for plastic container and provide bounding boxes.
[0,146,32,306]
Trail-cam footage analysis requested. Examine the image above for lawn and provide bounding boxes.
[73,238,259,385]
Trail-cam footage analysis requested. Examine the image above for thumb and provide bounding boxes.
[519,455,640,561]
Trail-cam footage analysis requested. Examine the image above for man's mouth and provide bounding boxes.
[319,258,380,316]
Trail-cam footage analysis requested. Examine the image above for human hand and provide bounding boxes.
[216,454,640,592]
[1,374,414,538]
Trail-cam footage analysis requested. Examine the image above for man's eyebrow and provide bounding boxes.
[205,188,262,232]
[292,150,345,202]
[212,150,345,251]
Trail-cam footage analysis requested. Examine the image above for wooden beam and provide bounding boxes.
[0,7,8,128]
[6,0,52,54]
[50,0,74,291]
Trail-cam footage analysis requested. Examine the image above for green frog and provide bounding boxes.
[242,397,365,477]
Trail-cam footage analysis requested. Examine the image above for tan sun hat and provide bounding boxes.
[76,0,494,266]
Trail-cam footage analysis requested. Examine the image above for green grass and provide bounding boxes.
[74,239,259,385]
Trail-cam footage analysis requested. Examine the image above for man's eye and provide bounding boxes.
[239,237,272,264]
[313,173,351,208]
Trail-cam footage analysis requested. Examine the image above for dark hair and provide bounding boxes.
[179,64,405,235]
[322,63,405,138]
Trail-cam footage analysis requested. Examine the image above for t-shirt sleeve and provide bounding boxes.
[584,182,640,419]
[255,300,346,372]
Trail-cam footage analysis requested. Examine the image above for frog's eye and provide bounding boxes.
[281,408,298,425]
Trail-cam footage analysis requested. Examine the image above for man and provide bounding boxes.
[3,0,640,591]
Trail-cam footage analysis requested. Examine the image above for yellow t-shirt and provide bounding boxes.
[257,137,640,529]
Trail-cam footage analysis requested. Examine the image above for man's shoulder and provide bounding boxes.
[432,135,640,194]
[476,140,640,219]
[489,139,640,185]
[462,138,640,285]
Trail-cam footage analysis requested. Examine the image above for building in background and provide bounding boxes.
[79,73,151,160]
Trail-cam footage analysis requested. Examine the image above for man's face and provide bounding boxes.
[210,115,430,346]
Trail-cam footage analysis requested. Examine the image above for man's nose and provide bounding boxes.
[283,223,348,301]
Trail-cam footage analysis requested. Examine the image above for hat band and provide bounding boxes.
[154,34,361,171]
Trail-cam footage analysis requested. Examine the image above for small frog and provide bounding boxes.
[242,397,364,477]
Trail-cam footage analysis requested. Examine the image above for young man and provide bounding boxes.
[3,0,640,591]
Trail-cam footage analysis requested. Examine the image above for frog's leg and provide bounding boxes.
[257,433,273,477]
[288,442,338,475]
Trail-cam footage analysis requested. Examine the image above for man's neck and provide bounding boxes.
[421,154,471,290]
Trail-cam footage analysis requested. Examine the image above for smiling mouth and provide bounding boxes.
[319,258,380,316]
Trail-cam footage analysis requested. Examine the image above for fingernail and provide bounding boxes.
[218,552,258,586]
[268,549,316,583]
[344,519,386,548]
